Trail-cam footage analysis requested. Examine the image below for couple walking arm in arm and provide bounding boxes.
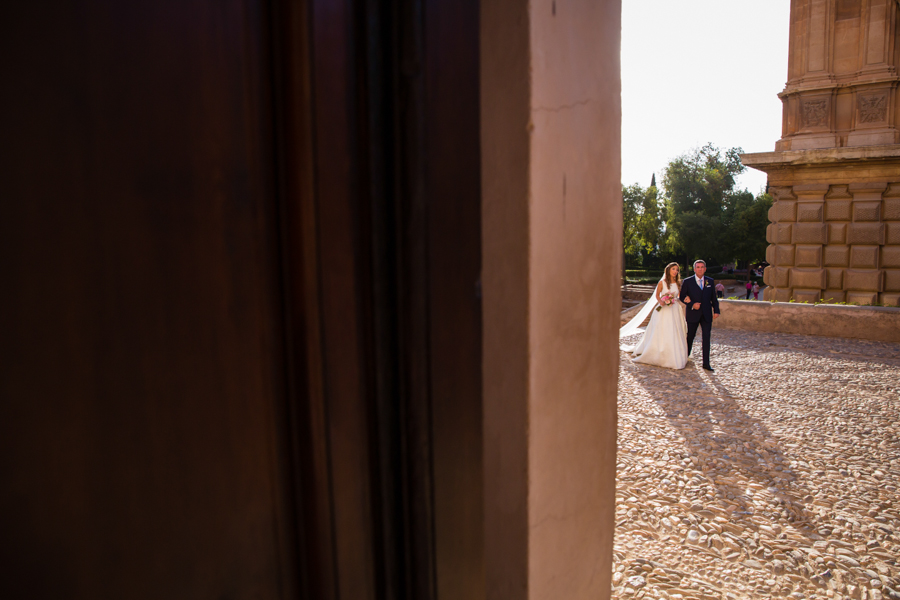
[622,260,720,372]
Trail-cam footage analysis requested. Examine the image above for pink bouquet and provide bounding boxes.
[655,293,675,312]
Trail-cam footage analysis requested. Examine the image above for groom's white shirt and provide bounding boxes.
[695,275,704,289]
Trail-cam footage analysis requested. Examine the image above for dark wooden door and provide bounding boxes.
[0,0,482,598]
[0,3,298,598]
[276,0,483,597]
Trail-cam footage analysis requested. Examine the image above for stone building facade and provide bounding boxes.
[741,0,900,306]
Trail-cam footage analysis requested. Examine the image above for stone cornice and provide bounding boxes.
[779,74,900,98]
[740,144,900,169]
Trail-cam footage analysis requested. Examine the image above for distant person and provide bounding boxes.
[745,280,753,300]
[715,281,725,299]
[752,282,760,300]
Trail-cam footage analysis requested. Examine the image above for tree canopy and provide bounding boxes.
[662,144,745,219]
[622,143,772,271]
[622,182,663,268]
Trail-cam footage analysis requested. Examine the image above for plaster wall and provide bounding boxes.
[528,1,620,598]
[481,0,530,596]
[482,0,620,598]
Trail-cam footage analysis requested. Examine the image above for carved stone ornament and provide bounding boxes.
[858,93,887,124]
[801,99,829,128]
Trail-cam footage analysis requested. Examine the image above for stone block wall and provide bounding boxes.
[763,181,900,306]
[745,0,900,310]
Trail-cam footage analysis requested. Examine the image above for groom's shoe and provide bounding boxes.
[702,364,714,372]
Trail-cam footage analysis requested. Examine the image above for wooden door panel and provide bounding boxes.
[1,0,487,598]
[0,3,296,599]
[424,0,484,595]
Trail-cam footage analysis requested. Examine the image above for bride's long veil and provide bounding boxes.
[619,278,663,340]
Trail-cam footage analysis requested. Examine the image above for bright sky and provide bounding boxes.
[621,0,791,195]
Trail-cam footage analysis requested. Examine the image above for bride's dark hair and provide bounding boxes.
[664,262,682,286]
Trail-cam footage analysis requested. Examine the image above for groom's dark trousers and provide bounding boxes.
[686,316,711,368]
[679,275,720,368]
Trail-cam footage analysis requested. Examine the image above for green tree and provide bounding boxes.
[663,143,745,219]
[661,143,748,265]
[623,184,642,267]
[722,191,773,273]
[663,210,721,266]
[622,182,663,268]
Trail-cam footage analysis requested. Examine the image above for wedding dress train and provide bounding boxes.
[621,281,688,370]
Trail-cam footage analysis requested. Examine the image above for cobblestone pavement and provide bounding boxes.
[614,328,900,600]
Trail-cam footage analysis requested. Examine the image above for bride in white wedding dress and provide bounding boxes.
[620,262,689,370]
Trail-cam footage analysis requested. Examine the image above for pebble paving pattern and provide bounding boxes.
[614,328,900,600]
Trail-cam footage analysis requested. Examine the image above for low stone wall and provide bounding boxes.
[621,285,654,301]
[715,299,900,343]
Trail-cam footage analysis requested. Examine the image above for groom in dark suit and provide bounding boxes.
[679,260,720,371]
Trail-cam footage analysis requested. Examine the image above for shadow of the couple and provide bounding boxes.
[621,361,826,576]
